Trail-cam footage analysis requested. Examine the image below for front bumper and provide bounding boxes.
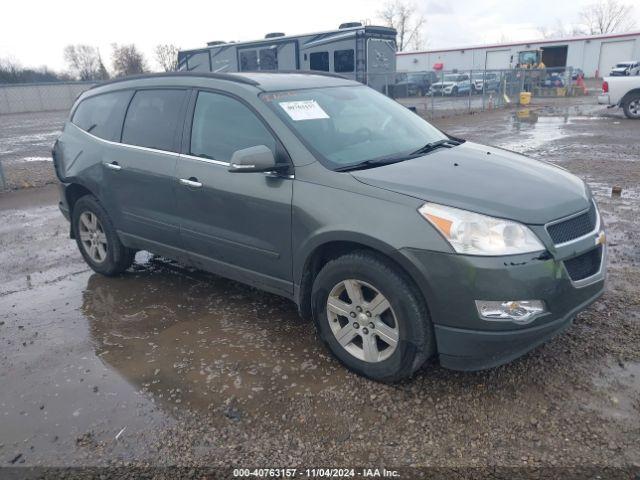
[401,244,605,371]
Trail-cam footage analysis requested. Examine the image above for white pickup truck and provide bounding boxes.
[598,76,640,119]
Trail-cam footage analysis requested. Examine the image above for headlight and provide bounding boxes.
[418,203,545,255]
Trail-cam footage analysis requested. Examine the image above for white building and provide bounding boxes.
[397,31,640,77]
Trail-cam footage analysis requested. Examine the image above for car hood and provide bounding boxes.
[351,142,590,225]
[611,67,628,72]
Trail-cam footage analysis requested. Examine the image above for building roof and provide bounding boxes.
[397,30,640,56]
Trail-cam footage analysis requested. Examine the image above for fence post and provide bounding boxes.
[468,69,473,112]
[0,161,6,191]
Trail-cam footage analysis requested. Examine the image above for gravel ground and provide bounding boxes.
[0,97,638,478]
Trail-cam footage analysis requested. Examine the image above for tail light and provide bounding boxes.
[602,81,609,93]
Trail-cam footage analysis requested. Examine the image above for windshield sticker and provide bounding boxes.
[279,100,329,121]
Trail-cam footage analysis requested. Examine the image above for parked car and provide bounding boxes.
[609,61,640,76]
[543,72,566,88]
[471,72,499,93]
[391,72,439,97]
[598,76,640,119]
[429,73,472,96]
[53,72,606,382]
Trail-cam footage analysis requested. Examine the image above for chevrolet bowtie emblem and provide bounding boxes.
[596,231,606,246]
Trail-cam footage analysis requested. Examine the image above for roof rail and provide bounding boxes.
[259,70,349,80]
[88,71,260,89]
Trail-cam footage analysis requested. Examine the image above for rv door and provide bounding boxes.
[366,38,396,94]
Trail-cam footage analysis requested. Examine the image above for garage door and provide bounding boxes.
[598,40,635,76]
[485,50,511,70]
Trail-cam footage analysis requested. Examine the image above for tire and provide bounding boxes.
[622,94,640,119]
[72,195,136,276]
[451,87,458,96]
[311,251,435,382]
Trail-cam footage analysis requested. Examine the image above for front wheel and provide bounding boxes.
[622,94,640,119]
[72,195,136,276]
[311,251,435,382]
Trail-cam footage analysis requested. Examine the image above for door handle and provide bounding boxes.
[104,161,122,171]
[179,177,203,188]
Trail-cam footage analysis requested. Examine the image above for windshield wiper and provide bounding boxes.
[334,138,464,172]
[334,157,407,172]
[411,138,462,156]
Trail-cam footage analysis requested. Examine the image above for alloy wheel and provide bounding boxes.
[78,211,108,263]
[326,279,399,363]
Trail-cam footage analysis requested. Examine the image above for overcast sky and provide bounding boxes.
[1,0,638,72]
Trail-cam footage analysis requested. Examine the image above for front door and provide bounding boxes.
[175,90,293,296]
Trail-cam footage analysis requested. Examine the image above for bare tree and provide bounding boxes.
[0,57,22,83]
[378,0,426,52]
[63,45,105,80]
[154,44,180,72]
[537,20,587,39]
[111,44,147,77]
[579,0,636,34]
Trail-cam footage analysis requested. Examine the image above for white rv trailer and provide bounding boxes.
[178,23,397,92]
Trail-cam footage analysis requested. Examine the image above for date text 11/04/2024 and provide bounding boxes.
[232,468,400,477]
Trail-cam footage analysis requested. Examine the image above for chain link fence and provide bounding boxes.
[368,67,584,117]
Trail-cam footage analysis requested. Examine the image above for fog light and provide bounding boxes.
[475,300,546,324]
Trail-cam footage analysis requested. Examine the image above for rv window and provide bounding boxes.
[259,48,278,71]
[72,90,132,141]
[190,91,276,162]
[310,52,329,72]
[334,49,354,73]
[240,50,258,71]
[121,89,186,152]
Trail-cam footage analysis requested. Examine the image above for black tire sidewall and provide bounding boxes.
[623,95,640,119]
[312,254,434,382]
[72,196,128,275]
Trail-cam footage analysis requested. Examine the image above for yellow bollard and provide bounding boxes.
[519,92,532,105]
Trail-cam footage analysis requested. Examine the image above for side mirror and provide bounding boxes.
[228,145,277,173]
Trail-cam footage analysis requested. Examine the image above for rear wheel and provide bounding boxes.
[451,86,458,96]
[622,94,640,119]
[72,195,136,276]
[311,251,435,382]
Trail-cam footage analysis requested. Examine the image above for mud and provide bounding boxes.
[0,97,639,470]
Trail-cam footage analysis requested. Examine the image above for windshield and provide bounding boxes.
[615,63,632,67]
[261,85,447,169]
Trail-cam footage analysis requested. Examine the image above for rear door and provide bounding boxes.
[103,88,188,248]
[175,90,293,296]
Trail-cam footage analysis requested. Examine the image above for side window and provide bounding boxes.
[72,91,132,141]
[121,89,186,152]
[190,91,276,162]
[259,48,278,71]
[334,49,354,73]
[240,50,258,71]
[186,51,210,71]
[309,52,329,71]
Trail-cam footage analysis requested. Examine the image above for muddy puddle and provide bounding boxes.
[0,251,360,463]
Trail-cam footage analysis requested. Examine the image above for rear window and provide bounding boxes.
[121,89,186,152]
[71,91,132,141]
